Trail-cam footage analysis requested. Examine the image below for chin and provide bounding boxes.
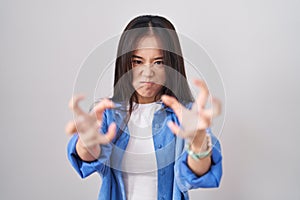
[136,90,159,101]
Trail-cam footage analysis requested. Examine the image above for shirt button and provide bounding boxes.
[158,144,162,149]
[161,170,165,176]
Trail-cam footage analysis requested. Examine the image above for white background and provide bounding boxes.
[1,0,299,199]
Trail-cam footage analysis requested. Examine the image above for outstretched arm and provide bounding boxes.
[161,79,222,176]
[65,95,116,161]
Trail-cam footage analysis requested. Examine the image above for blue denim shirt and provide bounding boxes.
[67,103,222,200]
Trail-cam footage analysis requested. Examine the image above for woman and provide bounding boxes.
[66,15,222,200]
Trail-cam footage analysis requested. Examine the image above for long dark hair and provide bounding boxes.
[112,15,194,113]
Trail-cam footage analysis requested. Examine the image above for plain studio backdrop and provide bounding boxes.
[1,0,299,199]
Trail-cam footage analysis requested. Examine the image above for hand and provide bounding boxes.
[161,79,221,142]
[65,95,116,148]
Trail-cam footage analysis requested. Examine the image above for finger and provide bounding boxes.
[106,122,117,142]
[197,117,211,131]
[161,95,183,120]
[92,99,115,121]
[97,122,116,144]
[75,116,93,133]
[201,99,221,119]
[193,79,209,110]
[202,109,213,120]
[212,97,222,117]
[65,121,77,134]
[167,121,181,135]
[196,107,213,129]
[69,94,85,116]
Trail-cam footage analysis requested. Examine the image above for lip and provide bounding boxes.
[140,81,154,83]
[140,81,155,86]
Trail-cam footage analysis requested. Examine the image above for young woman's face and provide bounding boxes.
[131,36,166,104]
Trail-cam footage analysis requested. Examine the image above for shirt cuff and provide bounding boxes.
[174,134,223,192]
[67,134,111,178]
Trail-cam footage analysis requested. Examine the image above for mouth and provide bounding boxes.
[140,81,155,86]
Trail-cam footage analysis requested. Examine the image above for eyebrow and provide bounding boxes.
[132,55,163,60]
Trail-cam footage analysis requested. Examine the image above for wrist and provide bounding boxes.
[190,130,207,152]
[76,138,101,161]
[187,133,212,160]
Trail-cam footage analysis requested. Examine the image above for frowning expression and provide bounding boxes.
[131,36,166,104]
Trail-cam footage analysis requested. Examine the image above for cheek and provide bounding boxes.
[131,68,140,83]
[157,69,166,85]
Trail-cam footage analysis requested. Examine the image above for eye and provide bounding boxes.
[132,60,143,66]
[154,60,164,65]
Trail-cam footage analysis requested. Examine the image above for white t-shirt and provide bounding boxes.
[122,102,161,200]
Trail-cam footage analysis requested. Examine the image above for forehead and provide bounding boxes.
[133,48,163,58]
[133,36,163,58]
[135,35,163,50]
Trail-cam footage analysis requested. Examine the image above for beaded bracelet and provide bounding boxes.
[186,134,212,160]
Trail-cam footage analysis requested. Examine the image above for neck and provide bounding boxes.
[136,95,161,104]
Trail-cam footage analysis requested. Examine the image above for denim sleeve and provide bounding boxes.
[174,132,223,192]
[66,110,112,178]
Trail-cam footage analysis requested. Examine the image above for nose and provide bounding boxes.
[141,64,154,77]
